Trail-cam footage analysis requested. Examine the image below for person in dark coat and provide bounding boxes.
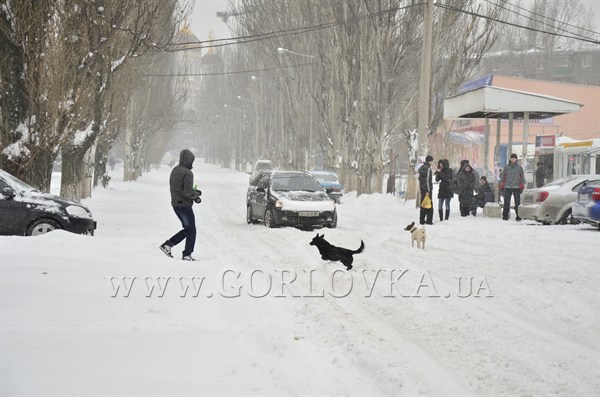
[456,159,476,217]
[434,159,453,221]
[471,176,495,216]
[535,162,545,188]
[418,155,434,225]
[159,149,202,261]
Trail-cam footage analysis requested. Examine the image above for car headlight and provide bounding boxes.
[66,205,93,219]
[275,200,283,208]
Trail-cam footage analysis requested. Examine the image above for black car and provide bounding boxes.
[0,170,96,236]
[246,171,337,229]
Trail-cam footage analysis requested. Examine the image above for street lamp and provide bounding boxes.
[277,47,316,60]
[277,47,317,168]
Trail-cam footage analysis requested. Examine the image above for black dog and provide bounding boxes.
[309,234,364,270]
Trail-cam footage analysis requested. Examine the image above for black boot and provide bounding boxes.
[515,206,522,221]
[445,209,450,220]
[438,209,444,222]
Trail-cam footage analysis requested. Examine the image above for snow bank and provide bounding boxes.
[1,161,598,395]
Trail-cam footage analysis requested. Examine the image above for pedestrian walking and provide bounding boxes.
[159,149,202,260]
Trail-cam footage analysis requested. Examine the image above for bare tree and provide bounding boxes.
[221,0,504,196]
[60,0,189,199]
[1,1,72,191]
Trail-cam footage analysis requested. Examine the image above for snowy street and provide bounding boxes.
[1,161,599,395]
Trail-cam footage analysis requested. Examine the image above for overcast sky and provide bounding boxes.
[188,0,599,43]
[188,0,231,42]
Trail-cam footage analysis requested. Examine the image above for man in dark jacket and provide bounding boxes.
[500,153,525,221]
[456,160,476,217]
[418,155,434,225]
[160,149,202,260]
[434,159,453,221]
[535,162,545,188]
[471,176,495,216]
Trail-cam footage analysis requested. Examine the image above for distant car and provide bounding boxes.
[246,171,337,229]
[249,160,273,184]
[0,169,96,236]
[307,170,343,203]
[519,174,600,225]
[573,179,600,230]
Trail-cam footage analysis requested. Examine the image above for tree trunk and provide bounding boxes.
[405,163,418,202]
[60,146,87,200]
[20,151,56,193]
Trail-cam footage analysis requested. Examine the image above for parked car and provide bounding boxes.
[0,169,96,236]
[573,179,600,230]
[246,171,337,229]
[307,170,343,203]
[249,160,273,184]
[519,174,600,225]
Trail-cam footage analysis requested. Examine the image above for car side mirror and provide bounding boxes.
[256,187,266,193]
[2,187,16,200]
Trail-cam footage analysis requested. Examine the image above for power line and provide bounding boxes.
[490,0,600,37]
[167,2,426,52]
[483,0,599,42]
[138,61,314,77]
[168,1,599,56]
[435,2,600,45]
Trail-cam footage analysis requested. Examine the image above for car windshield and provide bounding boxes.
[271,175,323,192]
[312,173,339,183]
[0,170,37,193]
[581,179,600,188]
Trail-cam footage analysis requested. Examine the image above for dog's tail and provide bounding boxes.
[354,240,365,254]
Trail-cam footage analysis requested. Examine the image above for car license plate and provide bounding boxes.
[299,211,320,217]
[524,196,533,204]
[579,196,589,204]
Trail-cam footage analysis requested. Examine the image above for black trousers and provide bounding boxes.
[459,193,473,216]
[503,188,521,218]
[419,190,433,224]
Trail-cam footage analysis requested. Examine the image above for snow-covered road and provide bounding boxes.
[1,161,599,395]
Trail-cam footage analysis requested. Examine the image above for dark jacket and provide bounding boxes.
[435,159,453,199]
[474,182,494,207]
[535,167,545,188]
[170,150,200,207]
[456,160,476,198]
[418,162,433,194]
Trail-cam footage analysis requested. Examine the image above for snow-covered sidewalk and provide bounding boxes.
[1,161,598,395]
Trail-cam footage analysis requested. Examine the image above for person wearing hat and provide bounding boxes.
[418,155,434,225]
[499,153,525,221]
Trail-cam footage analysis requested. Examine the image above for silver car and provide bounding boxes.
[519,175,600,225]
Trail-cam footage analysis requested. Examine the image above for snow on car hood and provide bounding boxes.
[272,191,335,212]
[15,190,91,218]
[19,190,79,207]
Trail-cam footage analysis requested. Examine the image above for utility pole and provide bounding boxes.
[409,0,433,203]
[417,0,434,160]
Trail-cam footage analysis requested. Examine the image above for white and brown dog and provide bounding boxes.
[404,222,426,250]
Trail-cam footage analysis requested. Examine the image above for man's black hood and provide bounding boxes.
[459,159,471,171]
[179,150,195,170]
